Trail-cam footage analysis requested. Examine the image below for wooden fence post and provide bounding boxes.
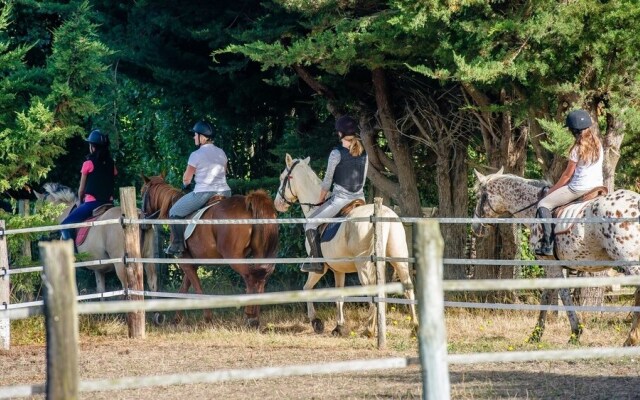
[120,187,145,339]
[0,220,9,350]
[373,197,386,349]
[40,240,79,400]
[414,220,450,400]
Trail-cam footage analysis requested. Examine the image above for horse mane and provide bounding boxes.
[294,158,323,185]
[43,182,77,204]
[476,173,550,191]
[144,175,183,218]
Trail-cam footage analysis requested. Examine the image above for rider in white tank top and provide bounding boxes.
[567,146,603,192]
[188,144,231,193]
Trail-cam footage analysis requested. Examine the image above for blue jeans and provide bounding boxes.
[61,201,107,240]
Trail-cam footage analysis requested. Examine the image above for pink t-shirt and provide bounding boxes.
[80,160,118,202]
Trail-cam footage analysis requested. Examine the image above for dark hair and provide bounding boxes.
[87,142,112,163]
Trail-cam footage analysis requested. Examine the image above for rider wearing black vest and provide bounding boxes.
[301,115,369,273]
[61,130,116,242]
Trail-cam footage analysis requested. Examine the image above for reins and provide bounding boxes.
[278,160,326,208]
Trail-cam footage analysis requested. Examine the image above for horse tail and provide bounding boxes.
[245,189,280,258]
[139,213,158,292]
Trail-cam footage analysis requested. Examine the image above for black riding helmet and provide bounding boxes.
[565,109,592,132]
[85,129,109,146]
[335,115,358,136]
[191,121,214,138]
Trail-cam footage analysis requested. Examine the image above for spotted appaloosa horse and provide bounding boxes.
[471,167,640,346]
[274,154,417,337]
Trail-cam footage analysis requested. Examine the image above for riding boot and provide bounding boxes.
[535,207,554,256]
[165,223,186,256]
[301,229,324,273]
[60,229,78,253]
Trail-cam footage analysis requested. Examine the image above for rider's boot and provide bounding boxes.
[60,229,78,253]
[301,229,324,273]
[535,207,554,256]
[165,223,186,256]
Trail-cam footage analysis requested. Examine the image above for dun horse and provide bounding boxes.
[274,154,417,337]
[37,183,158,295]
[140,174,279,327]
[471,167,640,346]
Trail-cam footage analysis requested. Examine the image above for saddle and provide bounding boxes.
[318,199,365,243]
[184,196,227,241]
[550,186,608,236]
[75,203,114,246]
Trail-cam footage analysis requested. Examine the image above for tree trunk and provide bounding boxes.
[464,84,528,297]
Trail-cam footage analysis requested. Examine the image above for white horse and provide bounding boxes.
[37,183,158,296]
[471,167,640,346]
[274,154,417,336]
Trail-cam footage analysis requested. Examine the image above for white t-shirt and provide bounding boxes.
[568,146,603,192]
[187,144,231,193]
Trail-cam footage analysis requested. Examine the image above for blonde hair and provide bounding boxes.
[343,135,365,157]
[570,127,601,165]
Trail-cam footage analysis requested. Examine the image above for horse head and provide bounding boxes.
[274,153,313,213]
[472,167,550,237]
[471,167,509,237]
[37,183,78,206]
[140,173,181,219]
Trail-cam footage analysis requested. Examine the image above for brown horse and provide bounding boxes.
[140,174,279,327]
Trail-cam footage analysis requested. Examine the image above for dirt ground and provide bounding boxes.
[2,307,640,399]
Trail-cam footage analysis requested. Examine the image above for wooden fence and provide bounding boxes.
[1,188,640,399]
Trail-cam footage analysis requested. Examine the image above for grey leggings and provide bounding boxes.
[538,186,589,210]
[304,195,364,231]
[169,190,231,218]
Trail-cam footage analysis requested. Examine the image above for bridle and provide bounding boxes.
[141,186,160,220]
[474,185,546,227]
[277,160,326,208]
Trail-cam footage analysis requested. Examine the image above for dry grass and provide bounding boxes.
[1,304,640,399]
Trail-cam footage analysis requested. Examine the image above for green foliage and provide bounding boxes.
[0,1,112,192]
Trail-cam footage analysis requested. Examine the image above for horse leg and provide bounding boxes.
[94,270,107,295]
[390,260,418,331]
[180,264,212,323]
[529,288,555,343]
[356,262,376,338]
[623,288,640,346]
[331,271,349,337]
[173,269,192,325]
[242,270,267,329]
[303,268,326,334]
[558,287,582,344]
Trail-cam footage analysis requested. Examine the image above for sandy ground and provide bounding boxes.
[1,308,640,399]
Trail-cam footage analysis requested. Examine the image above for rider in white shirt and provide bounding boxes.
[165,121,232,256]
[535,109,603,256]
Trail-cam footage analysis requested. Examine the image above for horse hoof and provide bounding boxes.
[246,318,260,329]
[153,312,165,326]
[331,324,349,337]
[362,329,375,338]
[311,318,324,334]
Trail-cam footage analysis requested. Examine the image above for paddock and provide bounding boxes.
[1,188,640,399]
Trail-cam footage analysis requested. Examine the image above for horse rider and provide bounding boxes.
[165,120,232,256]
[61,129,116,242]
[535,109,603,256]
[301,115,369,273]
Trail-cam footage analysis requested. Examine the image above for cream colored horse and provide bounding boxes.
[274,154,417,336]
[38,183,157,295]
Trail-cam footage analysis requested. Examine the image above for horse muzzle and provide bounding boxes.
[273,197,289,213]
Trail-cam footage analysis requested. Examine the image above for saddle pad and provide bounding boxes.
[554,202,592,235]
[184,203,216,240]
[320,223,341,243]
[75,216,99,247]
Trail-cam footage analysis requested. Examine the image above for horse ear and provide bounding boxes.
[302,156,310,165]
[474,169,486,183]
[141,174,150,184]
[285,153,293,167]
[496,166,504,175]
[160,170,166,179]
[33,190,45,201]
